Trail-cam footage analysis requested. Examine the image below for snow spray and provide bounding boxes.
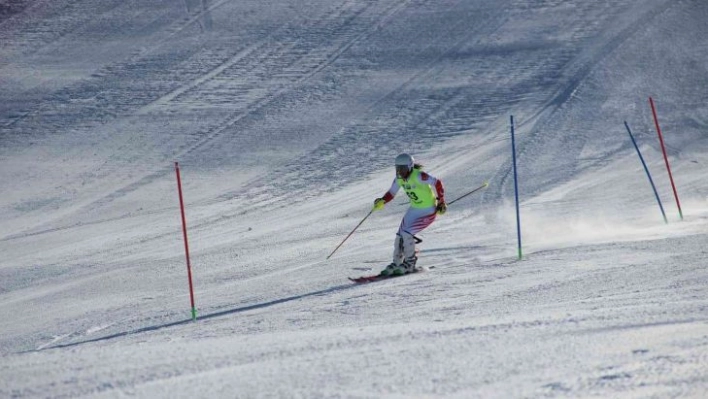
[649,97,683,220]
[623,122,668,224]
[175,162,197,321]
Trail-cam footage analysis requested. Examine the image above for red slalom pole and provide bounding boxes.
[649,97,683,220]
[175,162,197,321]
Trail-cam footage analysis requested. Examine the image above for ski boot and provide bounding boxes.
[379,263,400,276]
[398,256,418,275]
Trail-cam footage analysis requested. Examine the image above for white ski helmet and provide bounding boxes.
[395,153,414,175]
[395,153,414,168]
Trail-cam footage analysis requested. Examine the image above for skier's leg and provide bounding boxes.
[392,234,404,265]
[399,230,418,270]
[380,234,405,276]
[397,208,436,274]
[397,207,436,272]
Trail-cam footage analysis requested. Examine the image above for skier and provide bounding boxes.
[373,153,446,276]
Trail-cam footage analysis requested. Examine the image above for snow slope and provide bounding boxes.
[1,0,707,397]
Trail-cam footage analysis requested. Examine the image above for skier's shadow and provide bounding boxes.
[39,284,353,351]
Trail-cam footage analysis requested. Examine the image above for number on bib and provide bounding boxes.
[406,190,420,202]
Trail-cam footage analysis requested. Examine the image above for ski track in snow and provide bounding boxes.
[2,0,708,397]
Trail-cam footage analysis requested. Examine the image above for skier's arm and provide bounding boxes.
[381,178,400,203]
[421,172,447,214]
[373,179,399,210]
[418,172,445,202]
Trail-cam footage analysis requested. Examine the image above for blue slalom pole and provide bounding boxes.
[624,121,668,224]
[510,115,522,260]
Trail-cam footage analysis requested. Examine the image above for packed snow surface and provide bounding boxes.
[1,0,707,397]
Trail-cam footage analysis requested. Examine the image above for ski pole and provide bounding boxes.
[447,181,489,206]
[326,208,375,259]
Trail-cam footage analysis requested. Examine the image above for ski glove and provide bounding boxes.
[436,200,447,215]
[373,198,386,211]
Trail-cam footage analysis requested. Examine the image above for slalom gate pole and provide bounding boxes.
[447,181,489,206]
[624,122,668,224]
[649,97,683,220]
[326,209,374,260]
[510,115,522,260]
[175,162,197,321]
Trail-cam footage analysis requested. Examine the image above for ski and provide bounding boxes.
[348,266,434,284]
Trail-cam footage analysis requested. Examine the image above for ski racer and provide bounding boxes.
[373,153,446,276]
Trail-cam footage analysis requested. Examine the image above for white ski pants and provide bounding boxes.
[392,206,437,265]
